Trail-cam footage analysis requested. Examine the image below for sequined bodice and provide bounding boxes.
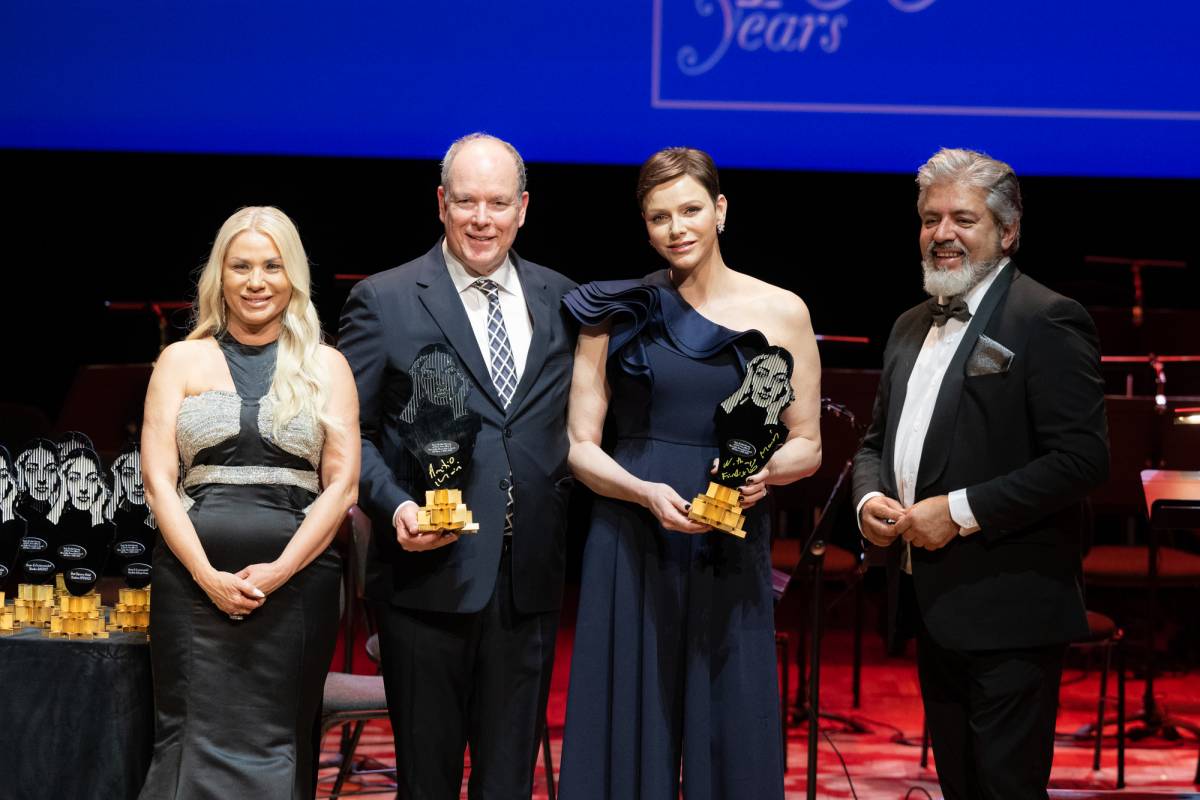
[174,336,324,506]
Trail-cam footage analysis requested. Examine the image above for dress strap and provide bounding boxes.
[217,333,278,401]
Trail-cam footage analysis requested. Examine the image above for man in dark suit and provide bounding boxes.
[339,133,577,799]
[852,148,1108,800]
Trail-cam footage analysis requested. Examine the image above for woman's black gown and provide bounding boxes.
[139,336,341,800]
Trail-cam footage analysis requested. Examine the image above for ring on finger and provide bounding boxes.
[229,614,245,621]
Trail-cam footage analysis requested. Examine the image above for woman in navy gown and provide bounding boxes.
[559,148,822,798]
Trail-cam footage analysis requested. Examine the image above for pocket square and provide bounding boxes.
[966,334,1014,376]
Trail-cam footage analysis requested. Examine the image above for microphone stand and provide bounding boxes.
[775,400,870,799]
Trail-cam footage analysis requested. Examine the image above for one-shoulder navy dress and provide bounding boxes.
[560,271,785,799]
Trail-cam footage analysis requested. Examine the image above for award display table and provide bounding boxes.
[0,628,153,800]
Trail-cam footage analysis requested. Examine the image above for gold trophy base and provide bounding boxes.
[687,482,746,538]
[417,489,480,534]
[13,583,56,629]
[109,587,152,633]
[0,593,14,634]
[48,590,109,639]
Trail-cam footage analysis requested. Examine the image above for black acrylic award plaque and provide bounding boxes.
[108,447,155,589]
[0,445,24,585]
[398,344,483,533]
[688,347,796,537]
[49,448,114,596]
[13,438,61,584]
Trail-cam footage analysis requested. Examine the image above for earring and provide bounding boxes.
[717,222,726,234]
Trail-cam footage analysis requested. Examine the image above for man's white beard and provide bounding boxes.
[921,250,999,298]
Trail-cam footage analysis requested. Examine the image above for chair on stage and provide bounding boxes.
[320,507,394,799]
[1082,400,1200,748]
[324,507,559,800]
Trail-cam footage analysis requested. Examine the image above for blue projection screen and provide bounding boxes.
[3,0,1199,177]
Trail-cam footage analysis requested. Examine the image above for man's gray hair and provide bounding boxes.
[917,148,1023,254]
[440,132,527,196]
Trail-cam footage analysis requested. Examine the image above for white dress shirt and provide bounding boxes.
[393,242,534,527]
[858,259,1010,566]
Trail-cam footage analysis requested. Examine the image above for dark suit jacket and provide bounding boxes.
[338,242,577,615]
[852,264,1109,651]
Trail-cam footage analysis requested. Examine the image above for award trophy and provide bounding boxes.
[398,345,483,534]
[0,446,20,634]
[12,439,61,626]
[51,448,115,596]
[688,348,796,537]
[0,444,22,584]
[108,447,153,632]
[46,447,113,637]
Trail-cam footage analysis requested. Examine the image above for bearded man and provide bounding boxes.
[852,148,1109,800]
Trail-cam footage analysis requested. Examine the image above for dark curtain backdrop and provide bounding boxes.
[3,149,1198,421]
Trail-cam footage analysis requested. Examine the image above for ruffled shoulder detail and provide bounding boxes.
[562,271,768,384]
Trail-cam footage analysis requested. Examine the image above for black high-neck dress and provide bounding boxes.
[139,336,341,800]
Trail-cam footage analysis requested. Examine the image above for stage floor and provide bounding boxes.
[320,622,1200,799]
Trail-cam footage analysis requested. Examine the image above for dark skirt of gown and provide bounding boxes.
[559,273,785,800]
[139,336,340,800]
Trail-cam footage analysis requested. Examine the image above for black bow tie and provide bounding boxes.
[928,296,971,327]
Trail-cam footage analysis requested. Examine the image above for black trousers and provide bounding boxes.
[907,577,1066,800]
[374,544,559,800]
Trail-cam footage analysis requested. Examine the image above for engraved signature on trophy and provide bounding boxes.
[428,456,465,486]
[677,0,938,76]
[718,428,784,481]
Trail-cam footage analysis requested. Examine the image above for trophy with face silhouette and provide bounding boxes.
[107,446,153,631]
[688,347,795,538]
[50,448,114,594]
[46,447,113,637]
[398,345,483,534]
[12,439,62,626]
[0,445,22,633]
[108,447,153,587]
[13,441,60,585]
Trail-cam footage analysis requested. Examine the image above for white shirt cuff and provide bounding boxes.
[948,489,980,536]
[393,500,418,529]
[856,491,884,534]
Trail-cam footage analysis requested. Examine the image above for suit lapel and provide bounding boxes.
[916,263,1016,493]
[415,243,506,415]
[881,314,928,499]
[505,254,551,416]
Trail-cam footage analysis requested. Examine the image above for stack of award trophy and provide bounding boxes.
[688,348,796,537]
[0,438,155,638]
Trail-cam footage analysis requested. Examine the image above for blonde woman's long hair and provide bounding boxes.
[189,206,330,437]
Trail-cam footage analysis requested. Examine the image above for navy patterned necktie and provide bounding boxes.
[473,278,519,408]
[473,277,517,536]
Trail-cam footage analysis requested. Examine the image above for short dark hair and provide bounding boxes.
[636,147,721,209]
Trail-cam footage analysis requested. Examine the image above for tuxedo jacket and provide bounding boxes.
[852,264,1109,651]
[338,242,577,615]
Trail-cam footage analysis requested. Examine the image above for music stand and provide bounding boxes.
[1133,470,1200,757]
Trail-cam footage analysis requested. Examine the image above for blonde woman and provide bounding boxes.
[139,206,359,798]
